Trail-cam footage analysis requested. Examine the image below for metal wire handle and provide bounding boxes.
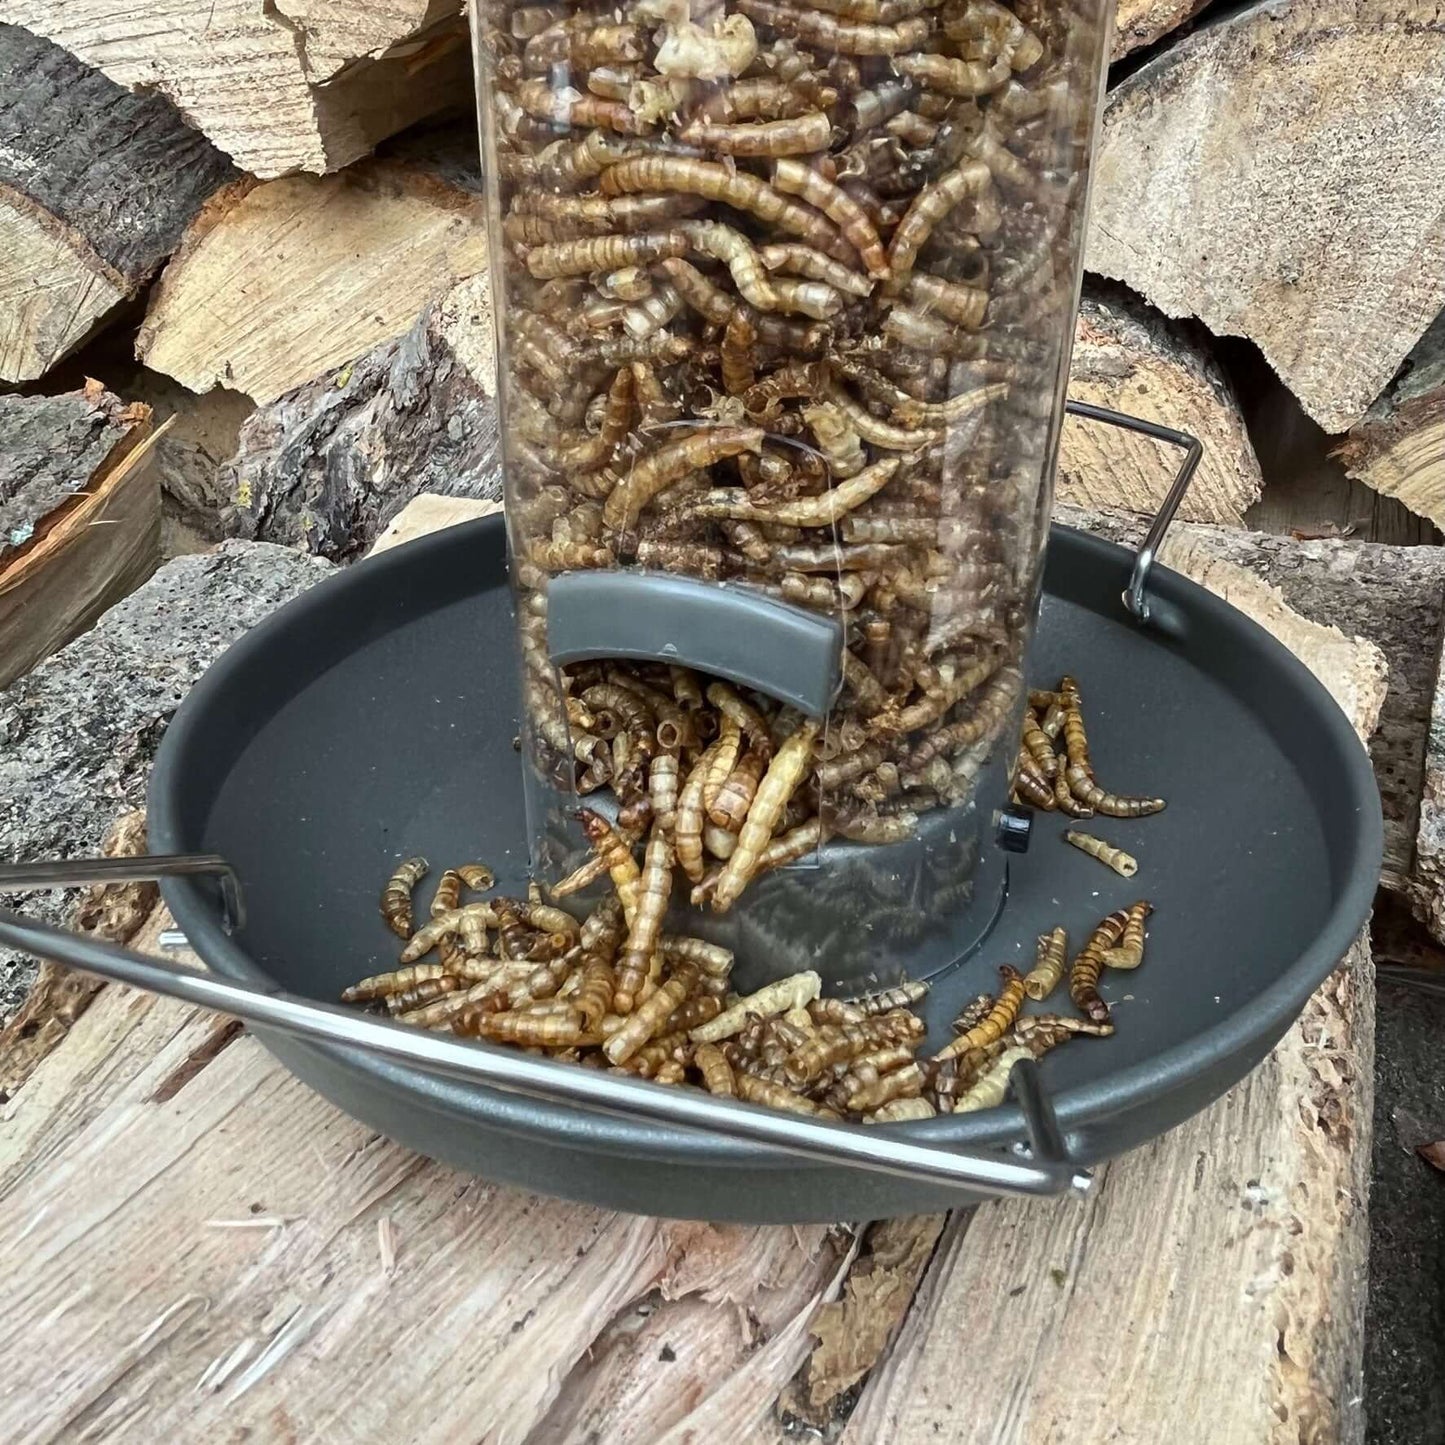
[0,854,244,931]
[0,861,1090,1202]
[1064,400,1203,625]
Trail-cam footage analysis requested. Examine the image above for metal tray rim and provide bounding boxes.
[150,517,1382,1164]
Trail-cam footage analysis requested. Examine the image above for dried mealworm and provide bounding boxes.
[602,425,764,530]
[690,971,823,1042]
[573,953,616,1030]
[695,1042,737,1096]
[515,79,651,135]
[845,1063,924,1112]
[342,962,452,1003]
[709,747,768,830]
[737,0,933,56]
[689,818,823,905]
[887,159,997,281]
[1022,926,1068,1002]
[893,51,1011,99]
[1070,909,1130,1023]
[1064,830,1139,878]
[524,231,689,280]
[383,976,465,1015]
[456,863,495,893]
[902,272,989,328]
[1102,900,1153,970]
[722,313,758,396]
[467,1007,599,1048]
[951,1044,1032,1113]
[576,809,643,923]
[712,721,821,912]
[600,156,848,256]
[865,1097,936,1123]
[772,157,890,276]
[825,384,938,449]
[380,857,429,939]
[606,961,698,1063]
[759,242,873,297]
[678,111,833,156]
[660,936,734,977]
[847,980,930,1015]
[680,219,781,311]
[675,737,724,883]
[430,868,463,919]
[1013,766,1057,811]
[1062,705,1166,818]
[736,1072,825,1115]
[934,966,1026,1061]
[613,825,675,1014]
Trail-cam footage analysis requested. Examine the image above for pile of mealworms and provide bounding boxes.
[1011,674,1166,880]
[488,0,1110,850]
[342,851,1150,1121]
[541,661,1015,914]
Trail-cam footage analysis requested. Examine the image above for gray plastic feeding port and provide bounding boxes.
[545,570,843,719]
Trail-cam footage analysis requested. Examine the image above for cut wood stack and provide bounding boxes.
[1335,314,1445,532]
[0,384,160,689]
[5,0,471,177]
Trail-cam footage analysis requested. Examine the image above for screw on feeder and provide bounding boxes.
[995,805,1032,854]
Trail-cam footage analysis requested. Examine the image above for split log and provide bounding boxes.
[1335,310,1445,531]
[0,927,847,1440]
[0,23,235,383]
[224,274,501,559]
[1111,0,1208,59]
[1059,289,1262,526]
[1227,341,1436,547]
[137,158,489,406]
[0,541,332,1022]
[6,1,472,179]
[1061,503,1445,942]
[0,386,162,692]
[1088,0,1445,434]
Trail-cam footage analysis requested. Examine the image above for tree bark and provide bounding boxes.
[1060,288,1262,526]
[0,386,162,690]
[0,23,235,383]
[4,1,472,179]
[1087,0,1445,435]
[224,275,501,560]
[1110,0,1209,59]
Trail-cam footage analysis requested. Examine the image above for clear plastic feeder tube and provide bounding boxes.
[470,0,1112,981]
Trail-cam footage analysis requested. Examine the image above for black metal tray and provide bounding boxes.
[108,513,1379,1221]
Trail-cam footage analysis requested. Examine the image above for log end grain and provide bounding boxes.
[136,161,488,405]
[1088,0,1445,434]
[1061,288,1263,526]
